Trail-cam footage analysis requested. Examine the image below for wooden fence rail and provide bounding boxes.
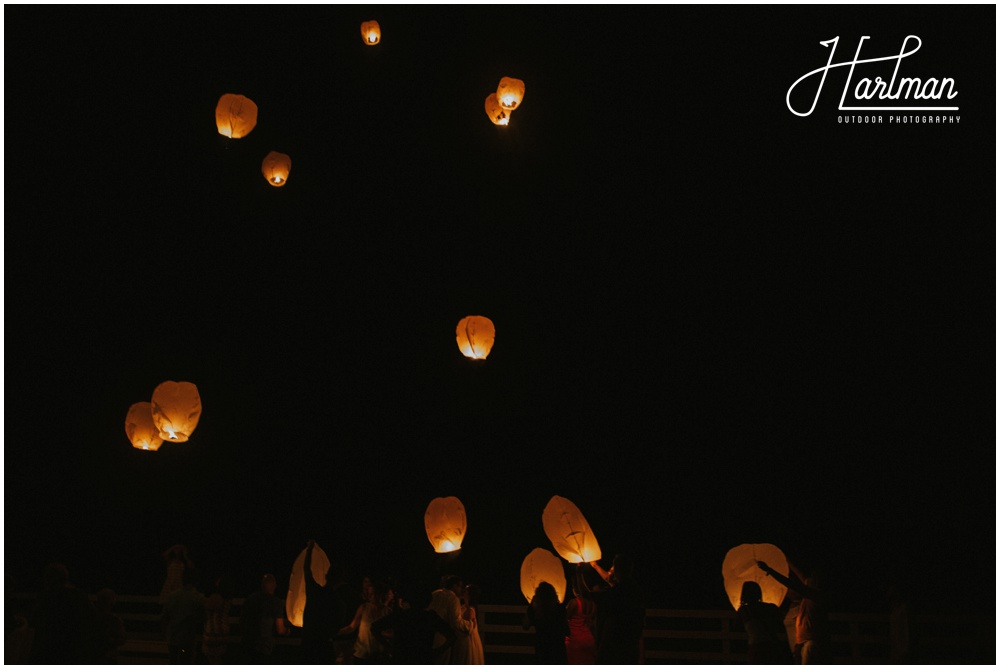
[6,594,993,664]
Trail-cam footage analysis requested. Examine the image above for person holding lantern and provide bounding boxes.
[757,560,829,664]
[737,580,794,664]
[300,540,347,664]
[523,581,569,664]
[586,554,646,664]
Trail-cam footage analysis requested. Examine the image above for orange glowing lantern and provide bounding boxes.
[722,543,789,610]
[215,93,258,139]
[497,77,525,111]
[456,316,495,360]
[286,543,331,627]
[125,402,163,452]
[151,381,202,443]
[484,93,510,126]
[520,548,567,603]
[262,151,291,187]
[542,495,602,564]
[424,496,466,553]
[361,20,381,45]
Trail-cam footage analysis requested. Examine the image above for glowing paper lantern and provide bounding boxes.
[215,94,258,139]
[286,543,331,627]
[125,402,163,452]
[361,20,381,45]
[520,548,567,603]
[484,93,510,126]
[151,381,201,443]
[497,77,525,111]
[542,495,602,564]
[722,543,789,610]
[262,151,291,187]
[456,316,495,360]
[424,496,466,553]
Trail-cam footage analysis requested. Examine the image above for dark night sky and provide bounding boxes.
[4,5,995,613]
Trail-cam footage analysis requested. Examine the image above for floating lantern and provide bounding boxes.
[497,77,525,111]
[424,496,466,553]
[125,402,163,452]
[360,20,381,45]
[456,316,495,360]
[722,543,789,610]
[215,94,258,139]
[521,548,567,603]
[262,151,291,187]
[542,495,602,564]
[286,543,331,627]
[151,381,202,443]
[484,93,510,126]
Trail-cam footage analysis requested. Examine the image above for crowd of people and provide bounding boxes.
[6,541,911,665]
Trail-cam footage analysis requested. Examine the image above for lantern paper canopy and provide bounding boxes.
[722,543,789,611]
[151,381,201,443]
[215,93,258,139]
[424,496,467,553]
[262,151,291,187]
[361,20,381,45]
[542,495,602,564]
[484,93,510,126]
[520,548,568,603]
[456,316,495,360]
[497,76,525,111]
[125,402,163,452]
[286,543,331,627]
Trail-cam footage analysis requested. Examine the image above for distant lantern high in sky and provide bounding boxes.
[215,93,258,138]
[456,316,495,359]
[361,20,381,45]
[124,402,163,452]
[496,77,525,111]
[150,381,202,443]
[484,93,510,126]
[261,151,292,187]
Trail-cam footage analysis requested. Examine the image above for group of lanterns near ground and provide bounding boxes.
[124,381,202,452]
[485,76,526,126]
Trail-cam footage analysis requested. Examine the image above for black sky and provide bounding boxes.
[4,5,995,613]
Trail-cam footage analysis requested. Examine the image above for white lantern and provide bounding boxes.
[520,548,567,603]
[286,543,331,627]
[542,495,602,563]
[721,543,789,610]
[424,496,466,553]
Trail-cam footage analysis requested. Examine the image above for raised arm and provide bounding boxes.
[757,561,824,603]
[589,560,612,585]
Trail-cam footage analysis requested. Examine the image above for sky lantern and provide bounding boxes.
[456,316,495,360]
[521,548,567,603]
[150,381,201,443]
[542,495,602,564]
[286,543,331,627]
[262,151,291,187]
[124,402,163,452]
[424,496,466,553]
[484,93,510,126]
[722,543,789,610]
[497,76,525,111]
[361,20,381,45]
[215,93,258,138]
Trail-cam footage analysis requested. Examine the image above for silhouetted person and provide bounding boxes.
[201,574,234,663]
[161,566,205,664]
[300,540,346,664]
[94,587,126,664]
[737,581,794,664]
[758,560,829,664]
[160,544,195,604]
[587,554,646,664]
[240,573,289,664]
[523,581,569,664]
[372,582,456,664]
[30,562,100,664]
[338,578,394,663]
[566,567,597,664]
[427,575,472,664]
